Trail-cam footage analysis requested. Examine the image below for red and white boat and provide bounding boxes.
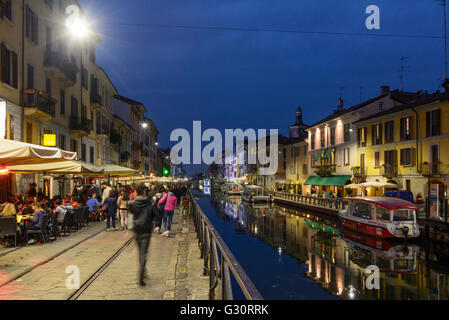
[339,197,420,239]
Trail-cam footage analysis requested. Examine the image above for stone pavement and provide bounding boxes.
[77,207,209,300]
[0,207,209,300]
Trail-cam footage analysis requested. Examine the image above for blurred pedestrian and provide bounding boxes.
[103,190,118,231]
[128,184,156,286]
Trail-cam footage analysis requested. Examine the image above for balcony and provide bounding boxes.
[90,93,102,109]
[23,89,55,122]
[312,164,336,177]
[43,50,77,87]
[351,166,366,178]
[70,117,92,138]
[421,162,442,177]
[381,164,398,178]
[96,125,110,139]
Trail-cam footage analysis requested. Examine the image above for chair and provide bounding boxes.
[72,209,80,232]
[61,211,72,236]
[0,216,18,247]
[81,206,89,227]
[26,215,49,244]
[48,214,59,241]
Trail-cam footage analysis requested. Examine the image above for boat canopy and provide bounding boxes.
[351,197,418,210]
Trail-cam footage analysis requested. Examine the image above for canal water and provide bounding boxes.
[193,190,449,300]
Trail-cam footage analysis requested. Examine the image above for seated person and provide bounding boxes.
[70,197,81,210]
[63,201,74,214]
[24,203,45,231]
[87,193,101,213]
[0,203,17,217]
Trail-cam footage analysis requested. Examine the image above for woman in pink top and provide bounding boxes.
[158,190,178,237]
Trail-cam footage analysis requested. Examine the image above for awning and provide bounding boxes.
[321,175,351,186]
[313,151,324,162]
[0,138,77,166]
[7,160,104,174]
[304,175,351,186]
[321,148,335,160]
[304,176,322,185]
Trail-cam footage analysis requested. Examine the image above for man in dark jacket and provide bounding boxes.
[127,184,156,286]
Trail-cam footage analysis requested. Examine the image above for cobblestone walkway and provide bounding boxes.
[0,207,209,300]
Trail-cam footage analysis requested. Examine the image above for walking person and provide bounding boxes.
[158,189,178,237]
[117,189,130,231]
[103,190,118,231]
[128,184,156,286]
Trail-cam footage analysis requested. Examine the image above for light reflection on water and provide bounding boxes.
[198,191,449,300]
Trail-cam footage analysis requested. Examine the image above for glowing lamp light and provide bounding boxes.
[65,5,90,40]
[0,168,10,175]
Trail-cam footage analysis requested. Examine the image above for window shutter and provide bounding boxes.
[434,109,441,136]
[26,6,31,39]
[411,148,415,166]
[1,43,6,83]
[12,51,17,88]
[371,125,376,145]
[400,149,404,166]
[426,111,431,137]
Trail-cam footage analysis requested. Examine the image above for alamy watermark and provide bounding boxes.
[365,265,380,290]
[66,265,80,290]
[170,121,279,176]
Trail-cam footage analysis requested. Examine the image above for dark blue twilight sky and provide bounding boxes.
[79,0,445,175]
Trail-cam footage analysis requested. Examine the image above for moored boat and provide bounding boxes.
[338,197,420,239]
[241,185,272,203]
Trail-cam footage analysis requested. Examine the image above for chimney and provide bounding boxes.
[380,86,390,95]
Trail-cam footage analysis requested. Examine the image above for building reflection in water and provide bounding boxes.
[209,193,449,300]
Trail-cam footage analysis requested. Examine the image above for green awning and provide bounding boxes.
[304,175,351,186]
[304,176,322,185]
[321,148,335,160]
[320,175,351,186]
[313,151,324,162]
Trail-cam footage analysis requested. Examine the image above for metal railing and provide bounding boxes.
[273,191,349,211]
[189,197,263,300]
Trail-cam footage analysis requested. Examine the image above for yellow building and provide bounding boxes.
[284,140,309,194]
[354,89,449,202]
[0,0,122,196]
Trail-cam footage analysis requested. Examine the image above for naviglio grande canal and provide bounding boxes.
[193,190,449,300]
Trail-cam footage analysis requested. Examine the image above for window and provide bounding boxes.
[320,130,325,148]
[90,147,95,164]
[358,127,366,147]
[89,45,96,63]
[81,67,88,89]
[406,180,411,192]
[290,164,295,174]
[352,201,372,220]
[400,148,413,166]
[344,124,351,142]
[27,63,34,88]
[81,144,86,162]
[384,120,395,143]
[59,134,66,150]
[290,148,294,157]
[344,148,350,166]
[384,150,398,173]
[71,139,77,153]
[371,123,382,145]
[45,78,51,98]
[376,207,390,221]
[374,151,380,168]
[3,0,12,21]
[7,114,14,140]
[26,5,39,44]
[60,89,65,115]
[71,96,78,119]
[330,127,336,145]
[426,110,440,137]
[302,164,308,175]
[295,147,300,157]
[400,116,412,141]
[310,133,315,150]
[1,44,18,88]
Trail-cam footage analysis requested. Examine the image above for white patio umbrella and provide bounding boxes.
[344,183,360,189]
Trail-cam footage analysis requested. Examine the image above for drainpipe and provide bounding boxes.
[20,0,25,142]
[410,106,420,173]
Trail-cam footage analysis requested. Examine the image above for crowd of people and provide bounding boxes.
[0,182,189,246]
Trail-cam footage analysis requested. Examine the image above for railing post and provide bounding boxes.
[209,235,216,300]
[222,259,233,300]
